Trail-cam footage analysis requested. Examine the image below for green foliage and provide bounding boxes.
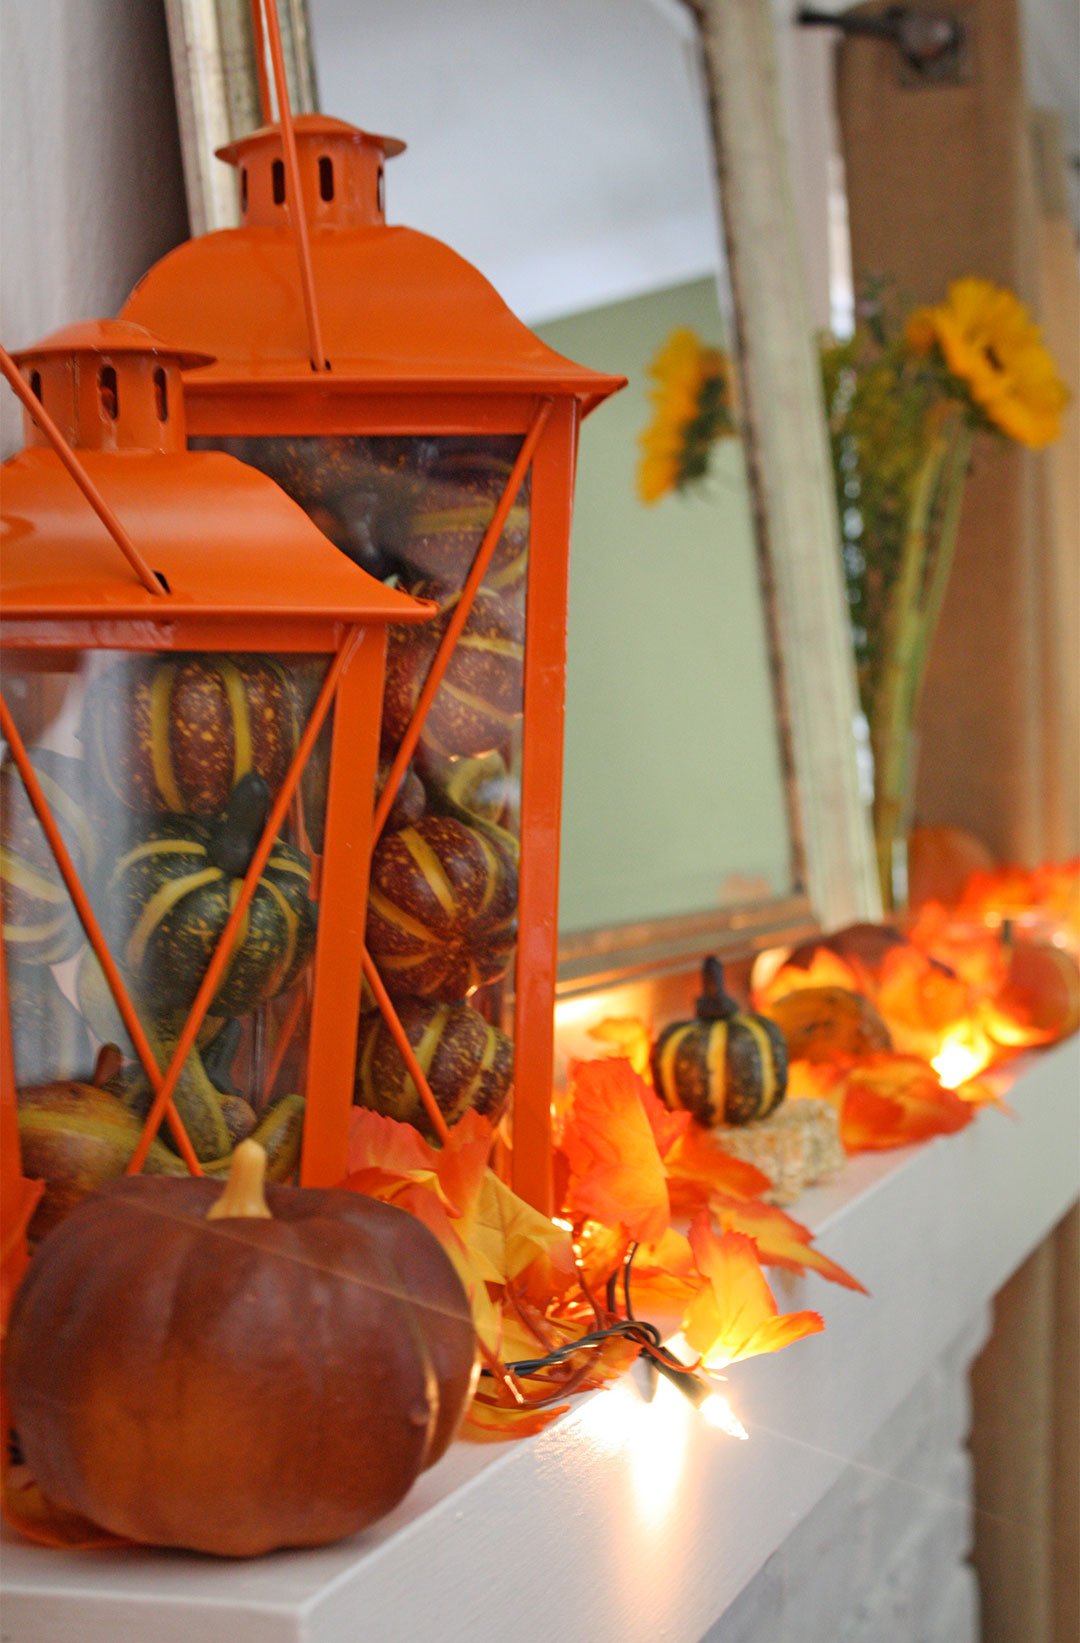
[820,285,944,720]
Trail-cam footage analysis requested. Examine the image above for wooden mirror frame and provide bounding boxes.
[162,0,880,1001]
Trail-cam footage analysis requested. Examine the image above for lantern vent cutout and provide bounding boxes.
[123,107,624,1211]
[0,319,434,1288]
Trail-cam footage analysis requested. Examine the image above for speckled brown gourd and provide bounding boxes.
[83,653,300,816]
[366,814,517,1000]
[381,581,524,762]
[652,957,788,1127]
[356,997,513,1138]
[1,749,98,966]
[399,446,530,594]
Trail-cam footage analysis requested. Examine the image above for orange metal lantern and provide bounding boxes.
[123,105,623,1210]
[0,319,432,1299]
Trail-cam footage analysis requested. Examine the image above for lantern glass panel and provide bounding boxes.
[2,645,335,1179]
[191,433,528,1137]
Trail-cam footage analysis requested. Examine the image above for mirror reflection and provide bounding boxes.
[308,0,796,940]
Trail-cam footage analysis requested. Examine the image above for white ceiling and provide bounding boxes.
[308,0,725,323]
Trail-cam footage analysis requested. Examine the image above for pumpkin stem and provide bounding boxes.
[208,773,271,876]
[695,955,738,1022]
[207,1139,272,1221]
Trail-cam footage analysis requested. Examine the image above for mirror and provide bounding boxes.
[162,0,879,992]
[309,0,800,962]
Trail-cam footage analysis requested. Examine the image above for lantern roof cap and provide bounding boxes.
[216,114,406,164]
[0,446,434,630]
[124,226,625,412]
[13,318,214,373]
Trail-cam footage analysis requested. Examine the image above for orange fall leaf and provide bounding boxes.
[683,1220,824,1370]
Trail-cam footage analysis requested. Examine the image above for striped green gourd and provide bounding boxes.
[652,957,788,1127]
[1,750,98,966]
[105,776,315,1016]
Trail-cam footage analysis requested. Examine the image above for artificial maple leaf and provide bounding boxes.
[683,1219,823,1370]
[637,1073,692,1157]
[709,1193,868,1294]
[560,1057,671,1245]
[663,1123,772,1213]
[588,1015,654,1081]
[467,1171,573,1287]
[874,945,972,1059]
[837,1054,975,1151]
[464,1402,569,1442]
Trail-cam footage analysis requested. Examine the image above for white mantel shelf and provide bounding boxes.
[3,1039,1078,1643]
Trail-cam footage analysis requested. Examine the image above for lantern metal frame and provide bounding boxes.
[123,2,625,1209]
[0,324,435,1312]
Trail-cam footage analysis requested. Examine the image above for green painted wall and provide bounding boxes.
[538,278,793,935]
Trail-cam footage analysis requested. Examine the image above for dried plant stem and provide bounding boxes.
[870,418,971,910]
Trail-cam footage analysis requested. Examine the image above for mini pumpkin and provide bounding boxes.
[356,997,513,1137]
[652,957,788,1127]
[4,1142,477,1556]
[381,581,524,762]
[1,749,98,966]
[366,814,517,1000]
[83,653,300,816]
[105,776,315,1015]
[762,986,892,1063]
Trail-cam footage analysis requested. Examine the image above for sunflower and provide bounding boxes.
[905,278,1068,448]
[637,328,736,504]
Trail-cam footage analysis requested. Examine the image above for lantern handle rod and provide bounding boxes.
[372,398,554,842]
[257,0,328,372]
[0,345,166,599]
[0,696,203,1175]
[249,0,274,127]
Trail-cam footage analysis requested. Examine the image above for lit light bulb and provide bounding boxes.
[700,1393,749,1440]
[932,1024,992,1088]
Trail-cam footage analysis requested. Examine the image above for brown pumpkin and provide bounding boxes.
[908,825,996,910]
[4,1143,478,1556]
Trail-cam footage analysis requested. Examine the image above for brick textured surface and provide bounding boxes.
[703,1313,988,1643]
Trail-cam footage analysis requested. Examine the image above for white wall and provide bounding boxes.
[0,0,188,455]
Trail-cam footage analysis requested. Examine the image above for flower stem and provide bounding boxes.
[869,428,953,910]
